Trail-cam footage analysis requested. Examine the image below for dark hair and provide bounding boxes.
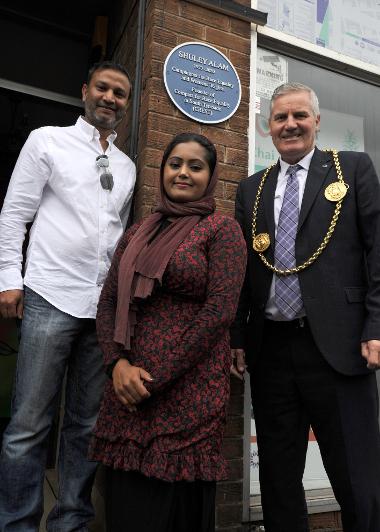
[87,61,132,97]
[160,133,217,176]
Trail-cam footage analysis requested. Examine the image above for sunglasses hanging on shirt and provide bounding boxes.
[96,155,114,191]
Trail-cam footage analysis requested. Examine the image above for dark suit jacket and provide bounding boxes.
[231,147,380,376]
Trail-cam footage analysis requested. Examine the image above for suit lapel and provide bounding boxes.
[262,162,280,257]
[298,148,333,231]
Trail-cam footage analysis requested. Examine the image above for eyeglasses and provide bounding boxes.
[96,155,114,191]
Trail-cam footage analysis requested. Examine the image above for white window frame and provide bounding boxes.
[0,77,82,107]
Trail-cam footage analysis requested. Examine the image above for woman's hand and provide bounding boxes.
[112,359,154,411]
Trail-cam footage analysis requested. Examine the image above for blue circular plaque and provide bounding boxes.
[163,41,241,124]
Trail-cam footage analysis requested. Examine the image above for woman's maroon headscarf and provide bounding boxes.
[114,133,218,349]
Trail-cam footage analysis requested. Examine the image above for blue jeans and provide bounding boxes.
[0,287,106,531]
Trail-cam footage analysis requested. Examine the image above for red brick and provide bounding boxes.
[141,93,174,120]
[227,458,243,481]
[309,510,343,530]
[226,113,249,134]
[225,147,248,167]
[153,0,180,14]
[143,76,166,96]
[224,416,244,437]
[149,59,165,78]
[226,389,244,414]
[229,50,250,69]
[155,11,205,40]
[136,184,158,203]
[230,17,251,38]
[139,146,163,168]
[148,112,201,136]
[243,82,250,101]
[145,129,173,152]
[152,26,178,48]
[134,201,154,222]
[214,144,226,162]
[215,181,224,198]
[216,480,243,503]
[215,198,235,215]
[234,100,249,118]
[206,27,250,55]
[218,163,247,184]
[234,66,250,87]
[150,94,176,116]
[230,377,244,395]
[150,42,172,62]
[202,126,247,150]
[216,503,243,527]
[222,438,243,459]
[224,182,238,202]
[139,166,160,188]
[181,3,231,31]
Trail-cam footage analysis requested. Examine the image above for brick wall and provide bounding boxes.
[134,0,251,221]
[110,0,251,530]
[216,377,245,531]
[138,2,251,529]
[309,511,343,530]
[254,512,343,531]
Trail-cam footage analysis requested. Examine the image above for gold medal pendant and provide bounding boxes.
[325,182,348,202]
[253,233,270,252]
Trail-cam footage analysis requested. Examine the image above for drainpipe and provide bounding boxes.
[129,0,146,162]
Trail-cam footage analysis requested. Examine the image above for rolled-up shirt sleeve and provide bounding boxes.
[0,129,50,291]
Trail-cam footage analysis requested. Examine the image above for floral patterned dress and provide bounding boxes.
[89,213,246,482]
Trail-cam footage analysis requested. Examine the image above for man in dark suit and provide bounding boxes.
[231,82,380,531]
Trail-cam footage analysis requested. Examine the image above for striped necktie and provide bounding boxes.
[274,164,303,319]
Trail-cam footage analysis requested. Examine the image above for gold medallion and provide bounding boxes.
[253,233,270,252]
[324,182,348,202]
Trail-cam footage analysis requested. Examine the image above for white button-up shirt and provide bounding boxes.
[0,116,136,318]
[265,149,314,320]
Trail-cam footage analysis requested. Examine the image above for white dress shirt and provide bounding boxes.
[265,149,315,320]
[0,116,136,318]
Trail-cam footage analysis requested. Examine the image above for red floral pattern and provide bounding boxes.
[89,213,246,481]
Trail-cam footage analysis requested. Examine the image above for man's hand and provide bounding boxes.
[0,289,24,319]
[361,340,380,369]
[230,348,246,380]
[112,358,154,411]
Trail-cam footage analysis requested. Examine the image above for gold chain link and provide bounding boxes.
[251,150,346,276]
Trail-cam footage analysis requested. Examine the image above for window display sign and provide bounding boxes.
[256,51,288,100]
[257,0,380,68]
[163,42,241,124]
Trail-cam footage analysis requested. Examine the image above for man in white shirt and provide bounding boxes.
[0,61,136,531]
[231,82,380,531]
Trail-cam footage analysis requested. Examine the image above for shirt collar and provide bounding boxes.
[76,116,117,147]
[279,148,315,175]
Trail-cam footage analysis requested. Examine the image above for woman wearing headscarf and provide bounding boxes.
[89,132,247,532]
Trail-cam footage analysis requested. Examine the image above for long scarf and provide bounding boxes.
[113,160,218,349]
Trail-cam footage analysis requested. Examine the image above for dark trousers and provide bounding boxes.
[251,319,380,532]
[105,468,216,532]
